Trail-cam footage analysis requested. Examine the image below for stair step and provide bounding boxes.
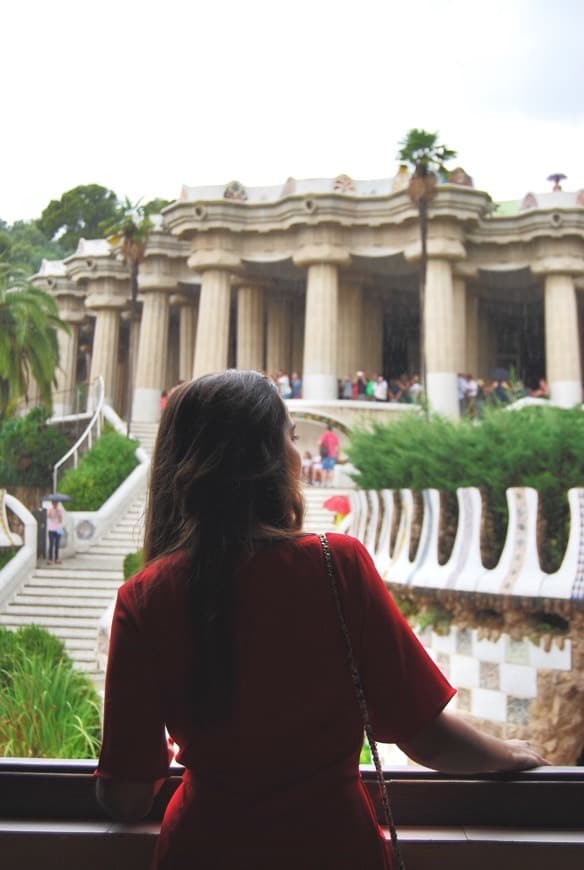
[0,615,99,629]
[12,595,113,608]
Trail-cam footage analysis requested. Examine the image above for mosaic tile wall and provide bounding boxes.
[419,625,572,726]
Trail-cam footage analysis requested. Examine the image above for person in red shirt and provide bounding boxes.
[318,423,340,487]
[96,371,546,870]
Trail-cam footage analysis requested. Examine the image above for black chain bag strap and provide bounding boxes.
[319,533,406,870]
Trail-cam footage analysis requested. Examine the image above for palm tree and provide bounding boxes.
[0,263,69,421]
[397,130,457,403]
[102,199,153,435]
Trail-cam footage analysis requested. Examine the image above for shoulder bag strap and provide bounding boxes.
[319,532,406,870]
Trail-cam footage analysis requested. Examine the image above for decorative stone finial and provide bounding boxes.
[391,164,410,193]
[223,180,248,202]
[281,176,296,197]
[333,173,355,193]
[448,166,474,187]
[521,192,538,210]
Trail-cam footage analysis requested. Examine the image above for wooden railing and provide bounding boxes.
[1,759,582,869]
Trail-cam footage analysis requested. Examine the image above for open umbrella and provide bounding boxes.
[323,495,351,516]
[41,493,72,503]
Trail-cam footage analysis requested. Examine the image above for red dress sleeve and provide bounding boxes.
[338,535,456,744]
[96,579,170,781]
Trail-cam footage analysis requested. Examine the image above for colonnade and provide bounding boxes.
[32,189,583,422]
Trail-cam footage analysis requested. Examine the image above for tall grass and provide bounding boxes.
[0,626,100,758]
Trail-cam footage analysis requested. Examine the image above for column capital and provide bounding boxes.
[293,226,350,269]
[531,238,584,277]
[85,276,130,312]
[404,237,466,263]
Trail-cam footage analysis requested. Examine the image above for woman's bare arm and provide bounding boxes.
[96,777,166,823]
[398,709,548,774]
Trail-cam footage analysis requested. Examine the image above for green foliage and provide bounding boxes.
[59,429,139,510]
[123,549,144,580]
[0,547,19,570]
[0,625,100,758]
[397,128,457,176]
[0,406,69,487]
[37,184,119,254]
[0,266,70,420]
[348,406,584,571]
[0,219,66,276]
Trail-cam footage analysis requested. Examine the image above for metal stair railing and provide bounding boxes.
[51,376,104,492]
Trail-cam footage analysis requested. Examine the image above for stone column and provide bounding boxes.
[337,284,363,378]
[301,263,339,399]
[179,298,198,382]
[236,286,264,371]
[54,323,79,417]
[133,289,170,422]
[89,307,121,405]
[544,274,582,406]
[425,258,459,417]
[294,234,350,400]
[466,289,480,378]
[452,277,467,374]
[266,294,291,375]
[290,298,305,376]
[192,269,232,377]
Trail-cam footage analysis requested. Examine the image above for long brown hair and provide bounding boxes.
[144,370,304,728]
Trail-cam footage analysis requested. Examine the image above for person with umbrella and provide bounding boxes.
[46,497,66,565]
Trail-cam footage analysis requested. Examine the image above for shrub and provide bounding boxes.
[348,406,584,571]
[0,547,19,571]
[0,625,100,758]
[59,428,139,510]
[123,549,144,580]
[0,406,68,488]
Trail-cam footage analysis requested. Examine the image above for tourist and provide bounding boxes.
[465,373,478,418]
[457,372,469,415]
[96,371,545,870]
[301,450,314,485]
[47,500,64,565]
[373,374,389,402]
[318,423,340,486]
[356,370,367,398]
[290,371,302,398]
[277,370,292,399]
[388,378,402,402]
[341,375,353,400]
[365,372,377,400]
[407,373,424,403]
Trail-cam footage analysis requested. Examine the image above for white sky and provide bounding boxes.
[3,0,584,223]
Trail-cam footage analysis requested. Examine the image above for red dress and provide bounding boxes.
[97,533,454,869]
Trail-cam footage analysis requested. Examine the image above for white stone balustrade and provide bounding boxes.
[346,485,584,602]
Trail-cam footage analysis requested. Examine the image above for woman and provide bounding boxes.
[96,371,545,869]
[47,499,64,565]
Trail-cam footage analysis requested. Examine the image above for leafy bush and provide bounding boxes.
[123,549,144,580]
[0,406,68,487]
[0,625,100,758]
[348,406,584,571]
[0,547,19,570]
[59,429,139,510]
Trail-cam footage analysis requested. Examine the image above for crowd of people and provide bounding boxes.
[458,373,551,418]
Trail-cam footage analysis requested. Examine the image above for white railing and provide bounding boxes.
[52,376,104,492]
[0,493,37,610]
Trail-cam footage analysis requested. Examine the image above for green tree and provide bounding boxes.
[0,263,69,421]
[397,130,457,400]
[102,198,153,435]
[37,184,119,253]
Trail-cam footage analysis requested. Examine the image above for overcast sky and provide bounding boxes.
[3,0,584,223]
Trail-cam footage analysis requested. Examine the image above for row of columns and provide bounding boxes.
[54,253,582,422]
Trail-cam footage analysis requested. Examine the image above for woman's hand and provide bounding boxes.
[398,709,550,774]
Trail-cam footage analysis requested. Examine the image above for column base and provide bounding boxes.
[132,388,162,423]
[549,380,582,408]
[302,374,338,401]
[426,372,460,419]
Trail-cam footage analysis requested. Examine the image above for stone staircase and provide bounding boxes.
[302,485,351,533]
[0,496,146,684]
